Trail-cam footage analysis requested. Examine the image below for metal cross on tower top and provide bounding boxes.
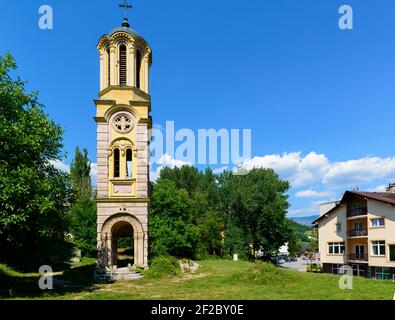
[119,0,133,19]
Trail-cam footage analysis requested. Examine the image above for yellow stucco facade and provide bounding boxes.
[316,191,395,278]
[94,20,152,270]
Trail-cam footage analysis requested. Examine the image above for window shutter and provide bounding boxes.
[119,45,127,86]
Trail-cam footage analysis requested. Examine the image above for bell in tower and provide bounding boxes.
[94,3,152,273]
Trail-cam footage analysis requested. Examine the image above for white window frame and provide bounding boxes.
[328,242,345,255]
[371,240,386,256]
[370,218,385,228]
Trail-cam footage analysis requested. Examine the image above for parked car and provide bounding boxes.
[277,259,285,264]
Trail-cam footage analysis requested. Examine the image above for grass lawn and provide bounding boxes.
[1,258,394,300]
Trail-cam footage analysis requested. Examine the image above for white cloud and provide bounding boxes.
[150,171,159,182]
[295,189,334,198]
[155,153,192,168]
[323,156,395,187]
[212,166,229,174]
[90,163,97,187]
[238,152,395,189]
[234,150,395,219]
[238,152,395,217]
[49,160,98,187]
[238,152,330,187]
[288,203,319,216]
[288,199,338,217]
[51,150,395,192]
[49,160,70,173]
[150,154,192,181]
[369,184,387,192]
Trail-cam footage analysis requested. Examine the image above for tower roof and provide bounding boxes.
[97,21,152,56]
[109,26,140,38]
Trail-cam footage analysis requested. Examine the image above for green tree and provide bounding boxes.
[286,220,312,257]
[0,53,72,259]
[288,240,303,257]
[149,179,199,258]
[70,194,97,256]
[70,147,91,198]
[151,166,292,261]
[189,189,223,257]
[196,209,224,256]
[307,228,318,253]
[223,223,250,258]
[69,147,96,256]
[156,166,223,258]
[220,169,291,260]
[159,166,201,195]
[287,222,303,257]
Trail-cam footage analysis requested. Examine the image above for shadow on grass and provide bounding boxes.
[0,241,77,274]
[0,261,98,299]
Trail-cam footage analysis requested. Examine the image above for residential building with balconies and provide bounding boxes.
[313,186,395,280]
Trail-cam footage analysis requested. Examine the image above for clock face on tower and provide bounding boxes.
[112,113,134,133]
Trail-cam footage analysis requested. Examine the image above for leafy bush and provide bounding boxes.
[144,256,180,278]
[134,267,145,274]
[306,264,323,273]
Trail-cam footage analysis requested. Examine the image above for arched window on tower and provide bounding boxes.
[126,149,133,179]
[119,44,127,86]
[107,47,111,87]
[114,148,120,178]
[135,49,142,89]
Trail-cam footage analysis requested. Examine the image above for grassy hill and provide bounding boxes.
[1,259,394,300]
[288,219,312,243]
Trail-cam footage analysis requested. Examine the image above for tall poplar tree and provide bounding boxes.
[70,147,91,198]
[69,147,96,255]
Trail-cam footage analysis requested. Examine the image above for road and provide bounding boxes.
[279,259,312,272]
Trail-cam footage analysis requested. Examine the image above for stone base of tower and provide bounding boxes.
[96,201,149,271]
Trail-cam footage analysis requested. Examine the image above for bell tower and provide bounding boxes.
[94,8,152,270]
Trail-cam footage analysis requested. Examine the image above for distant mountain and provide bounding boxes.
[289,215,319,227]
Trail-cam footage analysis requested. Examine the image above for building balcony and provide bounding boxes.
[347,207,367,218]
[348,253,368,262]
[347,229,368,238]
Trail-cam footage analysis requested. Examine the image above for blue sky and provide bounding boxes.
[2,0,395,217]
